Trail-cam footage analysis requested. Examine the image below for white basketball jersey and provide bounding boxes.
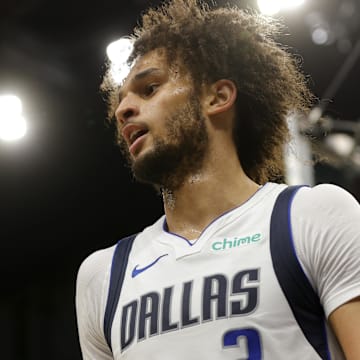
[76,182,360,359]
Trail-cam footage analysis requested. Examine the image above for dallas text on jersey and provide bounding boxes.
[120,268,260,351]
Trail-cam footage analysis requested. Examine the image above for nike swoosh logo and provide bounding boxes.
[131,254,168,278]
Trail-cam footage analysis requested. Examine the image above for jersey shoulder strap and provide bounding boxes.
[270,185,330,360]
[103,233,137,352]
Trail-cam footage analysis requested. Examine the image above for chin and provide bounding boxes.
[131,147,176,187]
[130,148,152,169]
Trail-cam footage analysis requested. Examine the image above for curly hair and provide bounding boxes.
[102,0,314,184]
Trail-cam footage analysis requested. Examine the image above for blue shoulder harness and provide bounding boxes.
[270,185,330,360]
[103,233,137,352]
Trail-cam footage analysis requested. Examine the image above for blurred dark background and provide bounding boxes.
[0,0,359,358]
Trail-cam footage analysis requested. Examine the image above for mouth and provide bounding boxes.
[122,123,148,145]
[129,128,148,145]
[121,123,149,154]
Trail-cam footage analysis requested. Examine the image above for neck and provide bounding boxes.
[162,154,260,240]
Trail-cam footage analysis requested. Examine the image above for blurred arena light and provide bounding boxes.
[0,95,27,141]
[325,133,356,157]
[311,27,330,45]
[257,0,305,15]
[106,37,134,85]
[305,1,359,51]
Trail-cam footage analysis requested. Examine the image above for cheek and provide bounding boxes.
[143,85,192,130]
[171,86,188,96]
[162,88,192,114]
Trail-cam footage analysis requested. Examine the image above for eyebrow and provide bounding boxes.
[118,67,162,102]
[134,67,162,81]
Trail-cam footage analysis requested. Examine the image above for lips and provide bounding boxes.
[129,128,147,144]
[121,123,149,153]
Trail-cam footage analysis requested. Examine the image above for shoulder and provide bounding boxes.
[290,182,360,249]
[290,183,360,228]
[292,183,359,215]
[75,245,118,359]
[76,244,120,341]
[77,245,117,284]
[294,184,359,208]
[76,245,117,301]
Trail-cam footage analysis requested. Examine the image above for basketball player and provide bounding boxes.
[76,1,360,358]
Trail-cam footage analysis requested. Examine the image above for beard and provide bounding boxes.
[117,94,209,191]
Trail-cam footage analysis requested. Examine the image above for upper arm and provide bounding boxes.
[76,249,114,360]
[329,297,360,360]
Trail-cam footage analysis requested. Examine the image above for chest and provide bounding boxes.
[112,221,291,355]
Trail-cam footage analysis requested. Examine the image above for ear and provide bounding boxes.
[203,79,237,116]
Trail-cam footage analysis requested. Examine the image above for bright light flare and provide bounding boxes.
[311,27,330,45]
[106,38,133,64]
[325,133,355,157]
[0,95,27,141]
[257,0,305,15]
[106,37,134,85]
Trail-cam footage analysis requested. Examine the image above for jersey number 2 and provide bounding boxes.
[223,328,262,360]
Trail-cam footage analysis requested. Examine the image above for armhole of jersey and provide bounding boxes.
[270,185,331,360]
[103,234,137,352]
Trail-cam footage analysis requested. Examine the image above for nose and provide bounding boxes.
[114,93,140,124]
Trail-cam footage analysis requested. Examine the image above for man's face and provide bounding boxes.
[114,49,209,190]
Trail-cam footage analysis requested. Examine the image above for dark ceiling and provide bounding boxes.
[0,0,359,358]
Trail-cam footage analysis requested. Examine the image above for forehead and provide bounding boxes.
[123,48,191,86]
[116,49,194,104]
[126,49,169,81]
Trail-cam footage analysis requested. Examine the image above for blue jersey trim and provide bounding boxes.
[162,183,270,246]
[103,234,137,352]
[162,220,195,246]
[270,185,331,360]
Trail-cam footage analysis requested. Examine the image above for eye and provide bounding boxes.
[143,83,159,97]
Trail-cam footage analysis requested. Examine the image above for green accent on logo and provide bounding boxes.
[211,233,262,251]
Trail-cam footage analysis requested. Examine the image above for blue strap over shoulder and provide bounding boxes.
[270,185,330,360]
[103,233,137,352]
